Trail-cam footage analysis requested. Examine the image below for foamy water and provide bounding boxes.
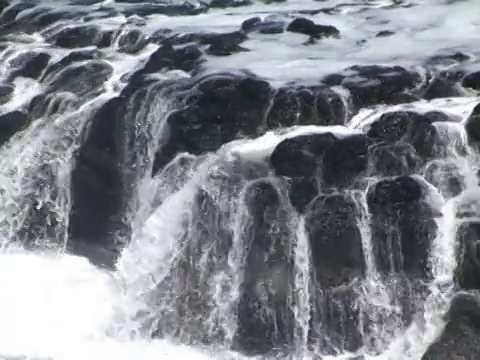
[0,247,224,360]
[0,0,480,359]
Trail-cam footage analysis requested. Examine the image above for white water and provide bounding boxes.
[0,98,475,360]
[1,0,480,359]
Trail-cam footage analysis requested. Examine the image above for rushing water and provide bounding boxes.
[1,0,480,359]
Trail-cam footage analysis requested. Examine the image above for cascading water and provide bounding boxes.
[1,0,480,359]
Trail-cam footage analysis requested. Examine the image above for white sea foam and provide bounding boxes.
[0,247,240,360]
[0,0,479,359]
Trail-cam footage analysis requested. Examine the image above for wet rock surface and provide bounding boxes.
[270,132,367,209]
[322,65,422,108]
[241,16,286,34]
[68,97,124,247]
[306,192,365,288]
[455,221,480,291]
[0,110,31,145]
[7,52,51,81]
[422,292,480,360]
[234,179,294,355]
[286,17,340,39]
[367,110,441,158]
[367,176,437,280]
[465,103,480,145]
[1,0,480,359]
[267,84,347,128]
[154,72,272,170]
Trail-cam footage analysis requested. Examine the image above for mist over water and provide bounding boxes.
[1,0,480,359]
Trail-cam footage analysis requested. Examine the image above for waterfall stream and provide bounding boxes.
[1,0,480,359]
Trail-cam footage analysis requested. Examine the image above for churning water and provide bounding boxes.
[1,0,480,359]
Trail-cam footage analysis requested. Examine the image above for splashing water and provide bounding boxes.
[1,0,480,359]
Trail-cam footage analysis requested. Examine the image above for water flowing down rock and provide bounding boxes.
[233,179,294,356]
[367,176,437,280]
[0,0,478,359]
[305,192,365,354]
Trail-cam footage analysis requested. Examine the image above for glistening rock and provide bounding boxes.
[422,291,480,360]
[367,176,437,280]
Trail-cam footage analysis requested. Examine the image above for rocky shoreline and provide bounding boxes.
[1,0,480,358]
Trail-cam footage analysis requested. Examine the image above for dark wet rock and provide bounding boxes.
[287,177,317,213]
[310,285,363,354]
[4,8,88,34]
[367,176,437,279]
[241,16,286,34]
[463,70,480,91]
[234,180,294,356]
[286,17,340,39]
[156,31,201,46]
[304,191,366,354]
[31,9,85,30]
[322,134,368,187]
[0,110,31,146]
[0,2,35,23]
[367,111,440,158]
[424,160,465,198]
[29,93,79,119]
[66,239,118,269]
[41,49,103,80]
[0,0,8,14]
[0,84,13,105]
[305,192,365,288]
[8,52,51,80]
[426,52,470,67]
[69,98,124,247]
[209,0,252,8]
[267,85,347,128]
[424,110,453,123]
[270,132,368,192]
[369,142,420,177]
[323,65,421,108]
[455,221,480,291]
[49,25,114,49]
[465,103,480,146]
[69,76,179,245]
[271,131,367,210]
[421,291,480,360]
[121,2,208,17]
[200,31,248,56]
[160,30,247,49]
[142,44,203,74]
[149,28,175,44]
[206,42,248,56]
[154,73,272,172]
[367,175,424,212]
[271,132,338,179]
[154,159,270,344]
[83,8,119,22]
[422,69,467,100]
[116,28,148,54]
[30,60,113,117]
[376,30,394,37]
